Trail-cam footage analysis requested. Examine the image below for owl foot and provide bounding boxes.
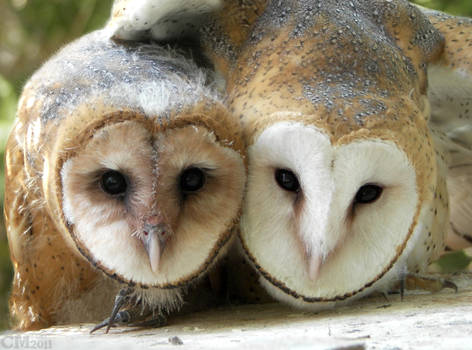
[90,309,167,334]
[90,287,167,334]
[399,273,458,300]
[90,287,134,333]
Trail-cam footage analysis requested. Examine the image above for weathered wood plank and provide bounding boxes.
[2,273,472,350]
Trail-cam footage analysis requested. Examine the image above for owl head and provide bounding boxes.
[224,0,447,307]
[17,30,246,288]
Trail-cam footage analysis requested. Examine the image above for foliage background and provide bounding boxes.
[0,0,471,330]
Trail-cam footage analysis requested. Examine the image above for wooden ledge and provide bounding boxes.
[2,273,472,350]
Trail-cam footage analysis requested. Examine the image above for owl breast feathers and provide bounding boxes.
[5,29,246,329]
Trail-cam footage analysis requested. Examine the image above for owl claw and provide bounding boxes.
[442,279,459,293]
[90,319,109,334]
[90,310,132,334]
[107,288,134,333]
[90,309,166,334]
[90,287,167,334]
[400,275,406,301]
[397,273,459,300]
[90,287,134,334]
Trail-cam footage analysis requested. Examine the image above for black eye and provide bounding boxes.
[180,167,205,193]
[100,170,128,196]
[275,169,300,192]
[354,184,383,204]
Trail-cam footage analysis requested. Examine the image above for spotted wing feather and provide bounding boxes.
[4,108,103,330]
[423,9,472,248]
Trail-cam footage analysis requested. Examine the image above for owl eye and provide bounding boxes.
[180,167,206,193]
[100,170,128,196]
[354,184,383,204]
[275,169,300,192]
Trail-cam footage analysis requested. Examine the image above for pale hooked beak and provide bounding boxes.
[142,223,170,273]
[307,253,322,281]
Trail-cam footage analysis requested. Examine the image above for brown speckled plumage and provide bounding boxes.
[424,9,472,73]
[419,7,472,250]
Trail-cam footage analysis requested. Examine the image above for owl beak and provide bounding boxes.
[142,223,169,273]
[305,249,322,281]
[307,255,322,281]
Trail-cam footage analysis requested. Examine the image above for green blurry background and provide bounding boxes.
[0,0,471,330]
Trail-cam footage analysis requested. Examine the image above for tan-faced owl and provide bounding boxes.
[4,27,246,330]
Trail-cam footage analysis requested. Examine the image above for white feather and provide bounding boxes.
[107,0,222,40]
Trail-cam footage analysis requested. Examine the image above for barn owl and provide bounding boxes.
[4,28,246,331]
[106,0,471,309]
[226,0,471,309]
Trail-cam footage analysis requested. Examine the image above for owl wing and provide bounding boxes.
[107,0,223,40]
[3,123,41,329]
[424,10,472,249]
[4,119,100,330]
[4,124,63,329]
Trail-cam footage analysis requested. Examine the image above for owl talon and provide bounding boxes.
[90,287,168,334]
[90,310,134,334]
[90,287,134,334]
[90,308,165,333]
[440,279,458,293]
[90,319,109,334]
[400,276,406,301]
[106,287,134,333]
[396,273,459,299]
